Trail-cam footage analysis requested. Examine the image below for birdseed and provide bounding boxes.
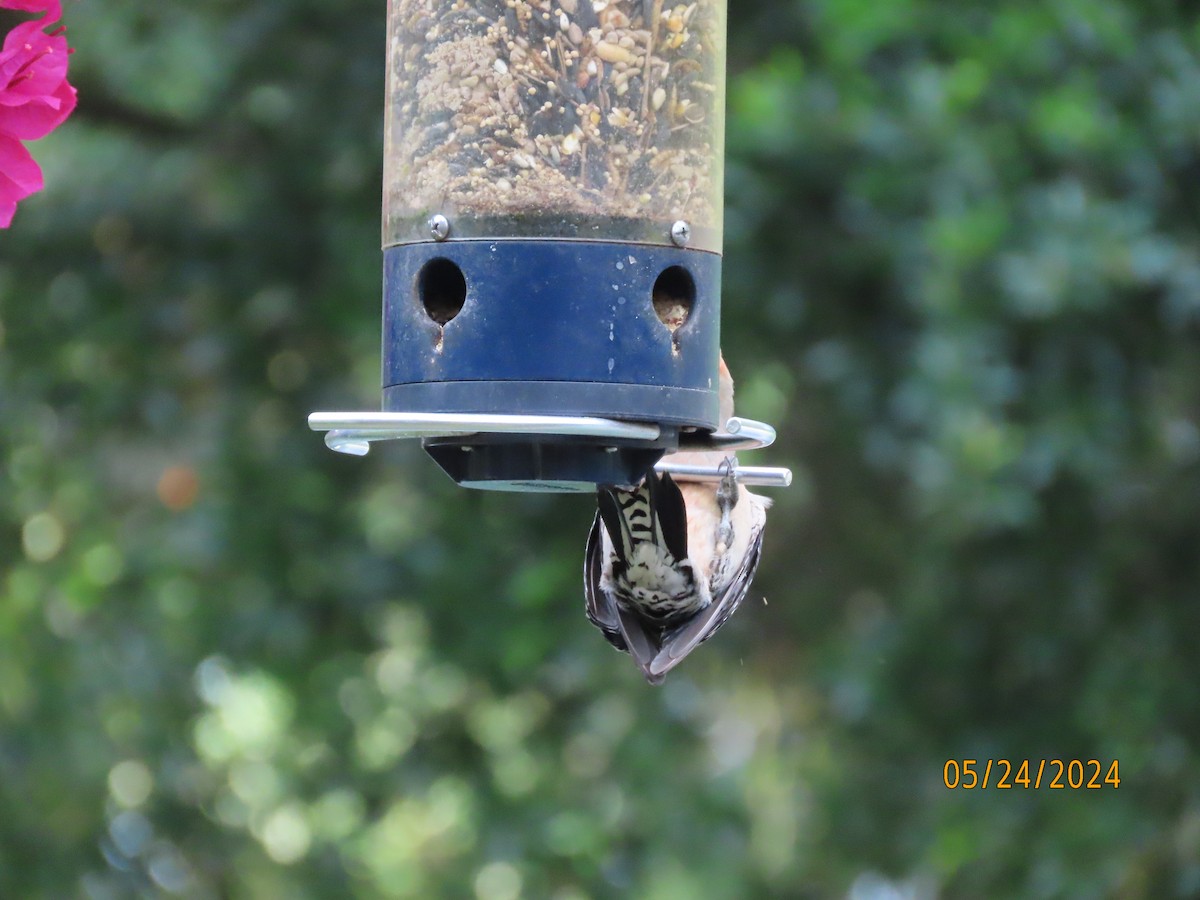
[384,0,725,246]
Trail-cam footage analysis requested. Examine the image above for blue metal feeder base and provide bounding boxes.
[382,238,721,489]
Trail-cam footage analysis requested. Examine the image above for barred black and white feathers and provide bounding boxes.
[596,471,701,623]
[584,470,768,684]
[583,357,771,684]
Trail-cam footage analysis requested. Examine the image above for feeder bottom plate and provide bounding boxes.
[422,440,665,493]
[307,410,789,493]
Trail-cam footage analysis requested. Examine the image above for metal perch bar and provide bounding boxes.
[308,412,789,485]
[310,411,662,456]
[309,411,660,440]
[655,461,792,487]
[677,416,777,452]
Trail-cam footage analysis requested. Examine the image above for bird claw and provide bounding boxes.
[717,457,739,508]
[716,456,738,547]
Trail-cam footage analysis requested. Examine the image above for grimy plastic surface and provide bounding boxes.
[379,0,728,489]
[384,0,728,251]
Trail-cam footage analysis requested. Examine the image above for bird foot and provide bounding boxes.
[717,457,739,508]
[716,456,738,548]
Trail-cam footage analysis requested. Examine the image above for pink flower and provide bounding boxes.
[1,21,76,138]
[0,132,41,226]
[0,2,62,13]
[0,0,75,227]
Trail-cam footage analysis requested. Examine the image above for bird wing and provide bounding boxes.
[584,511,669,684]
[595,487,631,567]
[616,603,668,686]
[596,472,688,570]
[647,520,766,679]
[583,513,626,651]
[647,472,689,562]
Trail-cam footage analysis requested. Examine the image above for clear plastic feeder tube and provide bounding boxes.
[384,0,727,251]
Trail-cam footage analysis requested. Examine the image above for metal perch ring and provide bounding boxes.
[307,411,791,487]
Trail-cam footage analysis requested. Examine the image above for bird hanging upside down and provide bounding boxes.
[584,357,772,684]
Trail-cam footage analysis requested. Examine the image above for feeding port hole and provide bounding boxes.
[418,257,467,325]
[653,265,695,334]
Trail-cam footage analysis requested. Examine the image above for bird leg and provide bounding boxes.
[715,456,738,551]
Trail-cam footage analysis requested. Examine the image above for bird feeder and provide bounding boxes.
[310,0,790,493]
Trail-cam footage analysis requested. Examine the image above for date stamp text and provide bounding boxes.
[943,759,1120,789]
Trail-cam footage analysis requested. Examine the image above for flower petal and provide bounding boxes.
[0,132,43,227]
[0,73,73,138]
[0,1,62,21]
[1,23,70,98]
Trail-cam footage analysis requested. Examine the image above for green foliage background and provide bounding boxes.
[3,0,1199,896]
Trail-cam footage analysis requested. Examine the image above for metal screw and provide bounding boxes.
[429,214,450,241]
[670,220,691,247]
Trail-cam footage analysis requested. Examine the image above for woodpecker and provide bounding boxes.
[584,358,771,684]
